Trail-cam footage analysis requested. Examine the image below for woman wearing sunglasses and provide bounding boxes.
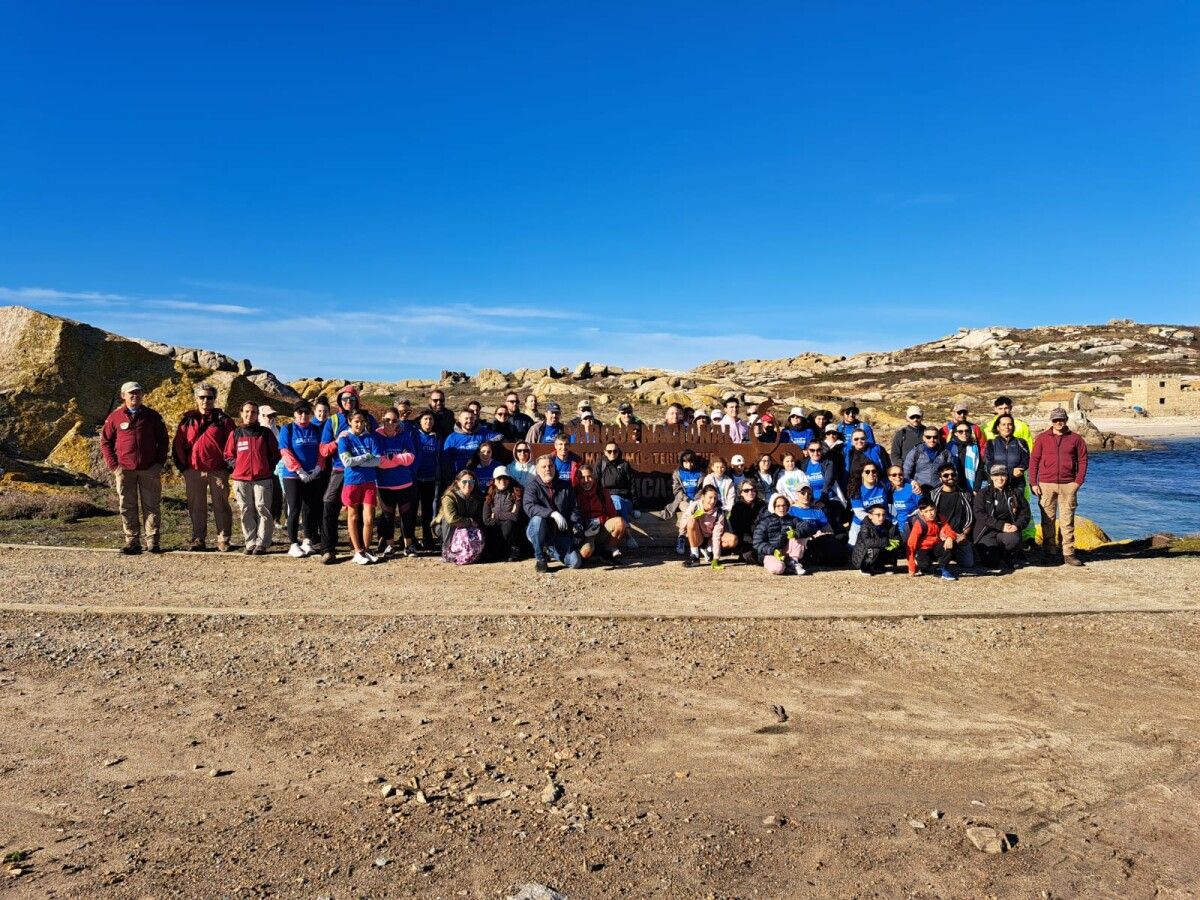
[509,441,537,489]
[946,421,983,492]
[434,470,485,564]
[375,408,418,559]
[847,463,888,547]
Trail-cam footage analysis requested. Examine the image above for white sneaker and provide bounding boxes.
[365,551,379,564]
[795,564,808,576]
[625,536,639,549]
[300,540,314,556]
[288,543,306,558]
[609,547,622,560]
[699,548,713,564]
[352,552,371,565]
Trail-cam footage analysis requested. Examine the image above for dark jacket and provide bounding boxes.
[224,425,281,482]
[851,519,898,569]
[100,405,169,471]
[930,486,974,536]
[1030,428,1088,486]
[509,411,534,436]
[983,436,1029,481]
[753,513,819,560]
[173,409,235,473]
[728,498,767,546]
[972,483,1031,542]
[483,486,524,525]
[890,424,925,466]
[522,475,581,528]
[903,443,952,488]
[431,407,457,440]
[595,452,634,499]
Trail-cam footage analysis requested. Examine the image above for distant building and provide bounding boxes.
[1126,374,1200,415]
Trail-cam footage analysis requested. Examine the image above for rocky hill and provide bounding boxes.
[2,307,1197,482]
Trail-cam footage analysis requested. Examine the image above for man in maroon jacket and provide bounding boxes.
[1029,407,1089,566]
[100,381,170,554]
[224,401,281,555]
[173,383,236,552]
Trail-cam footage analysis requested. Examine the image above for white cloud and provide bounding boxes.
[0,286,131,304]
[150,299,260,315]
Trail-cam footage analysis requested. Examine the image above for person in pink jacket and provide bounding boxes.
[683,485,727,568]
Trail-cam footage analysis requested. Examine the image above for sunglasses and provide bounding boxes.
[740,488,756,494]
[923,435,939,440]
[604,449,618,455]
[382,419,398,425]
[888,472,904,478]
[862,468,878,474]
[430,398,444,404]
[955,428,970,434]
[940,473,956,479]
[459,478,476,485]
[495,412,508,418]
[806,448,821,453]
[516,448,531,454]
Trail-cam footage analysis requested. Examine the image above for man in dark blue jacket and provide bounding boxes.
[522,455,582,573]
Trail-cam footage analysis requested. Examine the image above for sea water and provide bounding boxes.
[1076,437,1200,540]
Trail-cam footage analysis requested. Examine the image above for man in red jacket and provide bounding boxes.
[224,401,282,555]
[173,383,236,552]
[100,381,170,554]
[1029,407,1089,567]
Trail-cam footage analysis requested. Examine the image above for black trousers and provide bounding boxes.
[321,470,345,553]
[914,544,952,571]
[378,487,417,544]
[486,518,525,560]
[415,479,438,543]
[977,529,1022,565]
[283,477,323,544]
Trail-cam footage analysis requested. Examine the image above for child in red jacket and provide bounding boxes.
[906,498,961,580]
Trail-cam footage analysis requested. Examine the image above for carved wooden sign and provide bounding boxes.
[503,422,800,511]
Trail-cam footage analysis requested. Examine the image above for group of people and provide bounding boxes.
[99,381,1089,576]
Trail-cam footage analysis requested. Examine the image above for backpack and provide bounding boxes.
[442,526,485,565]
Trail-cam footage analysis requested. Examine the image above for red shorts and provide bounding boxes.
[341,483,377,507]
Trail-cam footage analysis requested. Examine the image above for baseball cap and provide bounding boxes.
[693,411,710,420]
[989,464,1008,476]
[840,403,859,414]
[730,454,745,466]
[493,466,510,479]
[546,402,562,412]
[258,404,277,418]
[789,406,806,417]
[577,399,592,410]
[121,381,144,394]
[710,408,723,420]
[618,402,633,413]
[953,402,969,413]
[1050,407,1068,421]
[760,412,775,424]
[824,424,839,434]
[906,405,923,418]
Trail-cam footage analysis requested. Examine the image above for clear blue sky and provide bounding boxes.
[1,2,1196,380]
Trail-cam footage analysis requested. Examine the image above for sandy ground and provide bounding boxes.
[2,547,1200,898]
[1090,416,1200,438]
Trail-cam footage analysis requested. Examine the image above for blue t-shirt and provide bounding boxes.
[789,506,830,531]
[803,460,827,501]
[677,467,703,501]
[337,433,382,486]
[851,483,889,524]
[278,422,322,478]
[889,483,921,534]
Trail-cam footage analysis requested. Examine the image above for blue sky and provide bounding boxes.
[1,2,1196,380]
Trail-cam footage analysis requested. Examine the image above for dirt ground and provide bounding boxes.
[2,546,1199,899]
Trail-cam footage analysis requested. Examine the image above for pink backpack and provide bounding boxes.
[442,526,484,565]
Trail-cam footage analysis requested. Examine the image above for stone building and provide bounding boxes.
[1126,374,1200,415]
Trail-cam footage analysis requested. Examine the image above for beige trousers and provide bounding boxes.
[234,478,275,549]
[183,468,233,543]
[1038,481,1079,557]
[114,465,163,544]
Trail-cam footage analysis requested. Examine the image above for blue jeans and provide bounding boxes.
[526,516,582,568]
[610,494,633,523]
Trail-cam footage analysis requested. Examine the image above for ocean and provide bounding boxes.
[1077,437,1200,540]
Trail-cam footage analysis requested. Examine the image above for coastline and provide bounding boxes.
[1087,417,1200,439]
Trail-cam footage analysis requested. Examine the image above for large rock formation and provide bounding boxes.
[0,306,299,476]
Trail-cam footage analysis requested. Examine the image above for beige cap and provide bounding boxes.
[258,404,278,418]
[120,381,144,394]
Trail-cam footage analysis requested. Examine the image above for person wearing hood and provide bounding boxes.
[316,384,377,563]
[509,440,537,489]
[522,454,583,572]
[753,492,815,575]
[102,380,170,554]
[727,479,767,564]
[173,382,236,552]
[890,406,926,466]
[903,427,952,495]
[525,402,565,444]
[972,465,1032,572]
[278,399,325,558]
[483,466,525,562]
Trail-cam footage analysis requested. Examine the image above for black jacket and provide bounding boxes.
[484,486,524,525]
[851,520,898,568]
[595,453,634,499]
[890,424,924,466]
[971,483,1031,542]
[931,487,974,536]
[753,513,820,560]
[728,498,767,544]
[522,476,581,529]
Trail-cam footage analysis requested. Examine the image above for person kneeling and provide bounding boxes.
[522,455,583,573]
[972,465,1031,572]
[575,464,627,564]
[753,493,810,575]
[684,485,726,568]
[850,504,899,576]
[906,498,961,581]
[435,470,486,565]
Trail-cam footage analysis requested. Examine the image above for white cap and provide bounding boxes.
[906,405,924,418]
[790,406,806,417]
[730,454,745,466]
[710,408,723,420]
[493,466,510,479]
[258,404,277,418]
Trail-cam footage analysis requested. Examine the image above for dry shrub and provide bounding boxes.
[0,490,111,523]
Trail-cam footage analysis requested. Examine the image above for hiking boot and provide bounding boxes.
[535,558,549,574]
[188,538,206,552]
[1063,554,1083,567]
[147,542,163,554]
[683,555,698,568]
[507,548,522,563]
[321,551,336,565]
[120,541,142,556]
